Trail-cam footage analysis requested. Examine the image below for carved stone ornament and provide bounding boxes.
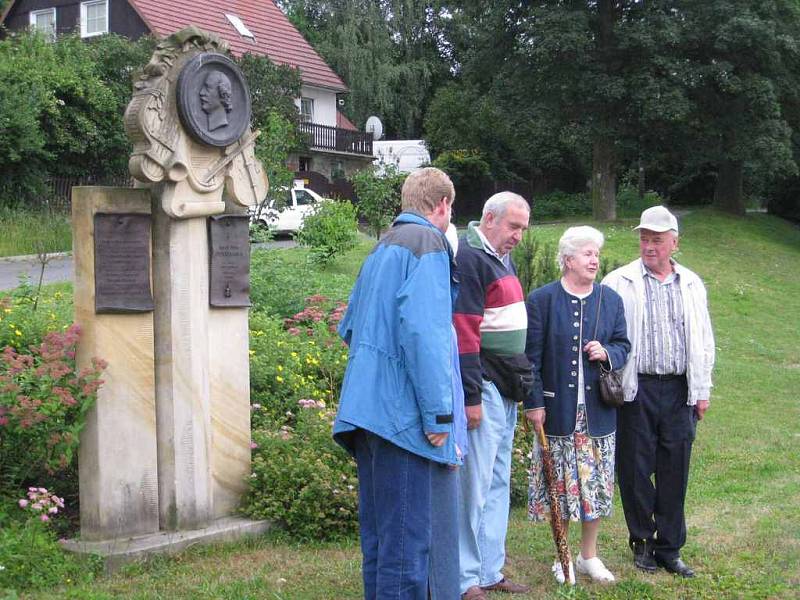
[124,27,268,219]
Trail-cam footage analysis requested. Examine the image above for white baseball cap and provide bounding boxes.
[634,205,679,234]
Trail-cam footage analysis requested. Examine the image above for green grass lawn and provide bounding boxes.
[26,209,800,599]
[0,209,72,258]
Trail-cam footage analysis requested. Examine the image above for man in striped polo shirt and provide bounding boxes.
[454,192,532,599]
[603,206,715,579]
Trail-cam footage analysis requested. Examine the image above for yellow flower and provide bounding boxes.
[248,349,255,356]
[15,330,22,336]
[3,308,11,314]
[277,365,283,372]
[276,375,284,383]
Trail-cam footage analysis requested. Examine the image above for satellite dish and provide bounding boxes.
[365,116,384,141]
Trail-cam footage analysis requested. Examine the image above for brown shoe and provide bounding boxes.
[462,586,488,600]
[481,578,530,594]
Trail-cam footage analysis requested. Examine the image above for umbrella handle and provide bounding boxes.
[536,424,549,451]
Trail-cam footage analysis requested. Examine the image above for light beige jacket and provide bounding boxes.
[602,258,715,405]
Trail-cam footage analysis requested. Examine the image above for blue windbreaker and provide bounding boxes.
[333,212,459,465]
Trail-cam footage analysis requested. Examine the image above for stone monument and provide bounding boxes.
[66,28,269,565]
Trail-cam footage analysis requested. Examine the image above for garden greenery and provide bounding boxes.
[295,200,360,265]
[350,165,405,239]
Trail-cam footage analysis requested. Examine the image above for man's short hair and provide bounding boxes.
[401,167,455,214]
[480,191,529,224]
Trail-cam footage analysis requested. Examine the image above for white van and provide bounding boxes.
[373,140,431,175]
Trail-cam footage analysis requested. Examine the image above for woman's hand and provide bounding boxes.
[583,340,608,362]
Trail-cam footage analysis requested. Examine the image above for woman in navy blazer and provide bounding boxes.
[524,226,630,585]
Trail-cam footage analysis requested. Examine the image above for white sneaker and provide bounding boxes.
[552,559,576,585]
[576,554,615,583]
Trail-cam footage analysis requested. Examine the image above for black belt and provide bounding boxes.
[638,373,686,381]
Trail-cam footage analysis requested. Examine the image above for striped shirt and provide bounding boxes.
[638,262,687,375]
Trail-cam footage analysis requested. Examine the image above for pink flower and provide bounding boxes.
[249,441,258,449]
[40,514,49,522]
[18,499,28,508]
[48,506,58,514]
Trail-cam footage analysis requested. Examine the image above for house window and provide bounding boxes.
[298,156,311,172]
[331,160,345,180]
[80,0,108,38]
[300,98,314,123]
[29,8,56,39]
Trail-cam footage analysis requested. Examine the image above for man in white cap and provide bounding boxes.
[603,206,715,578]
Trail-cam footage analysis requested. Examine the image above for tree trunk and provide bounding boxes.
[592,137,617,221]
[713,159,745,215]
[638,156,646,199]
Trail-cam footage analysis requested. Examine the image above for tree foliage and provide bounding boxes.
[350,164,405,238]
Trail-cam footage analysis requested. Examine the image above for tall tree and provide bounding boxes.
[677,0,800,214]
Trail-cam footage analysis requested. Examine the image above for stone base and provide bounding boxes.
[61,517,270,573]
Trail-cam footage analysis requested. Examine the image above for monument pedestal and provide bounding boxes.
[62,517,269,573]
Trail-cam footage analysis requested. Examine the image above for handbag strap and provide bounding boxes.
[592,285,610,373]
[592,284,604,341]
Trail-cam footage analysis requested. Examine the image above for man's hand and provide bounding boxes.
[694,399,710,420]
[525,408,545,430]
[466,405,482,430]
[426,432,448,447]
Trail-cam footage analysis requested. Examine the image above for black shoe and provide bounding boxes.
[630,539,657,573]
[655,555,695,578]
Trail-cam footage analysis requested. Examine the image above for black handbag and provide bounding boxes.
[593,286,625,408]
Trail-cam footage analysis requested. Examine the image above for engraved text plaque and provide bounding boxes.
[208,215,250,307]
[94,213,154,313]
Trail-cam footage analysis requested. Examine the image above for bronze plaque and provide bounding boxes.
[94,213,154,313]
[208,215,251,307]
[176,53,252,148]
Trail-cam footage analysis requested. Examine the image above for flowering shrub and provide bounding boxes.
[18,487,65,523]
[0,285,73,351]
[244,294,357,539]
[0,324,106,496]
[249,296,348,427]
[243,395,359,540]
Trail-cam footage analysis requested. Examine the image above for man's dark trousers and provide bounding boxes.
[617,374,697,561]
[353,429,432,600]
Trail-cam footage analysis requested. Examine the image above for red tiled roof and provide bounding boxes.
[129,0,347,92]
[337,111,357,131]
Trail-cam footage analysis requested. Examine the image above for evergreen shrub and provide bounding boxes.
[295,200,360,266]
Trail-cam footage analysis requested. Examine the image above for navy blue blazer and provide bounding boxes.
[525,281,630,437]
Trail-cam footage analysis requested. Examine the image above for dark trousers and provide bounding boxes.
[353,429,432,600]
[617,374,696,560]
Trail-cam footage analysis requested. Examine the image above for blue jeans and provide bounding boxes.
[429,464,460,600]
[353,429,432,600]
[458,381,517,593]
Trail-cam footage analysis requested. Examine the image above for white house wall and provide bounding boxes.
[296,85,338,127]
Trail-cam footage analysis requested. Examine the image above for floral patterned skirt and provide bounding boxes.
[528,404,615,522]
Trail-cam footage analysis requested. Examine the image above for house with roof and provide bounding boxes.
[1,0,374,192]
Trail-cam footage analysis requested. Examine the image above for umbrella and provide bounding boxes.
[536,424,573,584]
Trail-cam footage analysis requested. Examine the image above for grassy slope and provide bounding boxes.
[29,210,800,599]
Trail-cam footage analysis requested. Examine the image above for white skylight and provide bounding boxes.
[225,13,255,40]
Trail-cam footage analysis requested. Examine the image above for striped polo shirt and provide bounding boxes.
[638,261,687,375]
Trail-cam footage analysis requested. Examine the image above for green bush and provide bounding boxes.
[531,190,592,221]
[512,231,560,295]
[350,165,405,239]
[295,200,359,266]
[250,248,355,318]
[0,324,106,497]
[249,297,347,426]
[616,184,664,217]
[0,284,73,351]
[0,516,101,592]
[244,296,355,540]
[243,401,358,541]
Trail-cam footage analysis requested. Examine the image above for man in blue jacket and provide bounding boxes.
[334,167,460,600]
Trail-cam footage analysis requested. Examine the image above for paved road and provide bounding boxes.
[0,239,296,291]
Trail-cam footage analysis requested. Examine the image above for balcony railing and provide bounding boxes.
[299,122,373,156]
